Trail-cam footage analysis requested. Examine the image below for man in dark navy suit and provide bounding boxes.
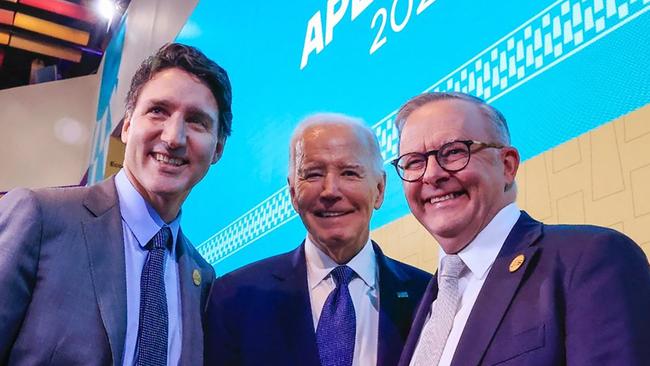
[393,92,650,366]
[205,113,431,366]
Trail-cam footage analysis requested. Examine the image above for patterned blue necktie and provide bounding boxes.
[316,265,356,366]
[135,226,171,366]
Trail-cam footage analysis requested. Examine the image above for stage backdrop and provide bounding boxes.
[170,0,650,275]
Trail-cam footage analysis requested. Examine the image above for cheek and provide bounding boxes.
[292,186,314,210]
[403,183,421,205]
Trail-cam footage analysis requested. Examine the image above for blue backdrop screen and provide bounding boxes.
[175,0,650,274]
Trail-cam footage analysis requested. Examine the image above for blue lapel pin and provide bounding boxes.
[396,291,409,298]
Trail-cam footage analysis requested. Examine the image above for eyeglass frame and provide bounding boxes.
[391,139,505,182]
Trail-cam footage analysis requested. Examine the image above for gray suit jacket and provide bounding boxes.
[0,177,215,365]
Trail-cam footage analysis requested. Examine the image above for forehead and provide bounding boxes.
[400,99,492,151]
[137,67,219,112]
[297,124,371,165]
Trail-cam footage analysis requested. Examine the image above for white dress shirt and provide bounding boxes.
[305,236,379,366]
[411,203,521,366]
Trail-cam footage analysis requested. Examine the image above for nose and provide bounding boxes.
[320,173,342,202]
[420,155,449,185]
[160,114,187,149]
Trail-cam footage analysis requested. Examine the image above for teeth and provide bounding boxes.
[429,192,460,204]
[154,153,184,166]
[320,211,346,217]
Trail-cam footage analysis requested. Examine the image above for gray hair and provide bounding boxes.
[394,92,511,145]
[288,113,384,179]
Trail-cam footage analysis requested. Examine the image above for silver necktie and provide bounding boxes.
[413,254,466,366]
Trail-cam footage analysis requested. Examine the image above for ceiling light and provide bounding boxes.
[97,0,116,21]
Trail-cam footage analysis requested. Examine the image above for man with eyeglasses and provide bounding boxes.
[393,92,650,366]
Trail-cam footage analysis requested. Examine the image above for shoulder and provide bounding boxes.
[533,222,649,288]
[540,222,643,258]
[1,185,92,219]
[216,249,296,286]
[374,242,432,289]
[383,256,432,282]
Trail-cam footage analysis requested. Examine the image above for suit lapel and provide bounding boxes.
[374,242,421,366]
[398,275,438,366]
[451,212,542,366]
[81,178,127,366]
[177,233,204,366]
[271,244,321,366]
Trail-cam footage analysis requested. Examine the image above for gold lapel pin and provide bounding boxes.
[192,269,202,286]
[509,254,525,273]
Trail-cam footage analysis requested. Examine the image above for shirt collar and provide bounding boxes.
[115,169,181,251]
[438,203,521,280]
[305,235,377,290]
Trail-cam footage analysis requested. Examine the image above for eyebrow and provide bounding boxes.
[339,163,364,170]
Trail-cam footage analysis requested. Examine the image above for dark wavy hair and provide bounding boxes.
[124,43,233,142]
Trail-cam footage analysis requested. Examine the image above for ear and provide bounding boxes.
[211,139,225,164]
[287,176,300,213]
[501,146,520,186]
[373,172,387,210]
[121,115,131,144]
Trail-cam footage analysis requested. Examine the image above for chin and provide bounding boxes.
[423,219,462,239]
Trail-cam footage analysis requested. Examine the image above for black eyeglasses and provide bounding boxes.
[391,140,504,182]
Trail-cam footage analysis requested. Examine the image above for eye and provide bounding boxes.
[147,106,167,117]
[301,170,323,180]
[187,115,206,125]
[342,170,361,178]
[439,141,470,159]
[401,154,426,170]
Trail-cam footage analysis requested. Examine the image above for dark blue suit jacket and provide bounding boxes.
[399,211,650,366]
[205,241,431,366]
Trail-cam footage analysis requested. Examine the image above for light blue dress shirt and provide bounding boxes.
[115,170,182,366]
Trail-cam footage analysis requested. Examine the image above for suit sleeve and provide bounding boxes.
[0,189,43,361]
[204,276,241,366]
[565,229,650,365]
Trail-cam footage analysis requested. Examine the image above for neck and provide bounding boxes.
[311,236,367,264]
[436,200,516,254]
[122,169,184,223]
[148,198,182,223]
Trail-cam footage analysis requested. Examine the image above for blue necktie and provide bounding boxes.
[135,226,171,366]
[316,265,356,366]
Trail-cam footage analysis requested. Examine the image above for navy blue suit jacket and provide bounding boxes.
[399,211,650,366]
[205,241,431,366]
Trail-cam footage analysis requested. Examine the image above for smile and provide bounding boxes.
[428,191,465,204]
[315,210,352,218]
[153,152,186,167]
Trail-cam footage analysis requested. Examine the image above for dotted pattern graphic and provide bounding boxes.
[197,187,296,264]
[197,0,650,265]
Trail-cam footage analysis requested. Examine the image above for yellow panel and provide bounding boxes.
[590,123,625,200]
[0,31,9,45]
[105,136,125,178]
[10,35,81,62]
[631,165,650,217]
[13,12,89,46]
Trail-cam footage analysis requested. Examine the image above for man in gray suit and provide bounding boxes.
[0,43,232,366]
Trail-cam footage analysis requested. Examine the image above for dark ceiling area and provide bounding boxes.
[0,0,130,90]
